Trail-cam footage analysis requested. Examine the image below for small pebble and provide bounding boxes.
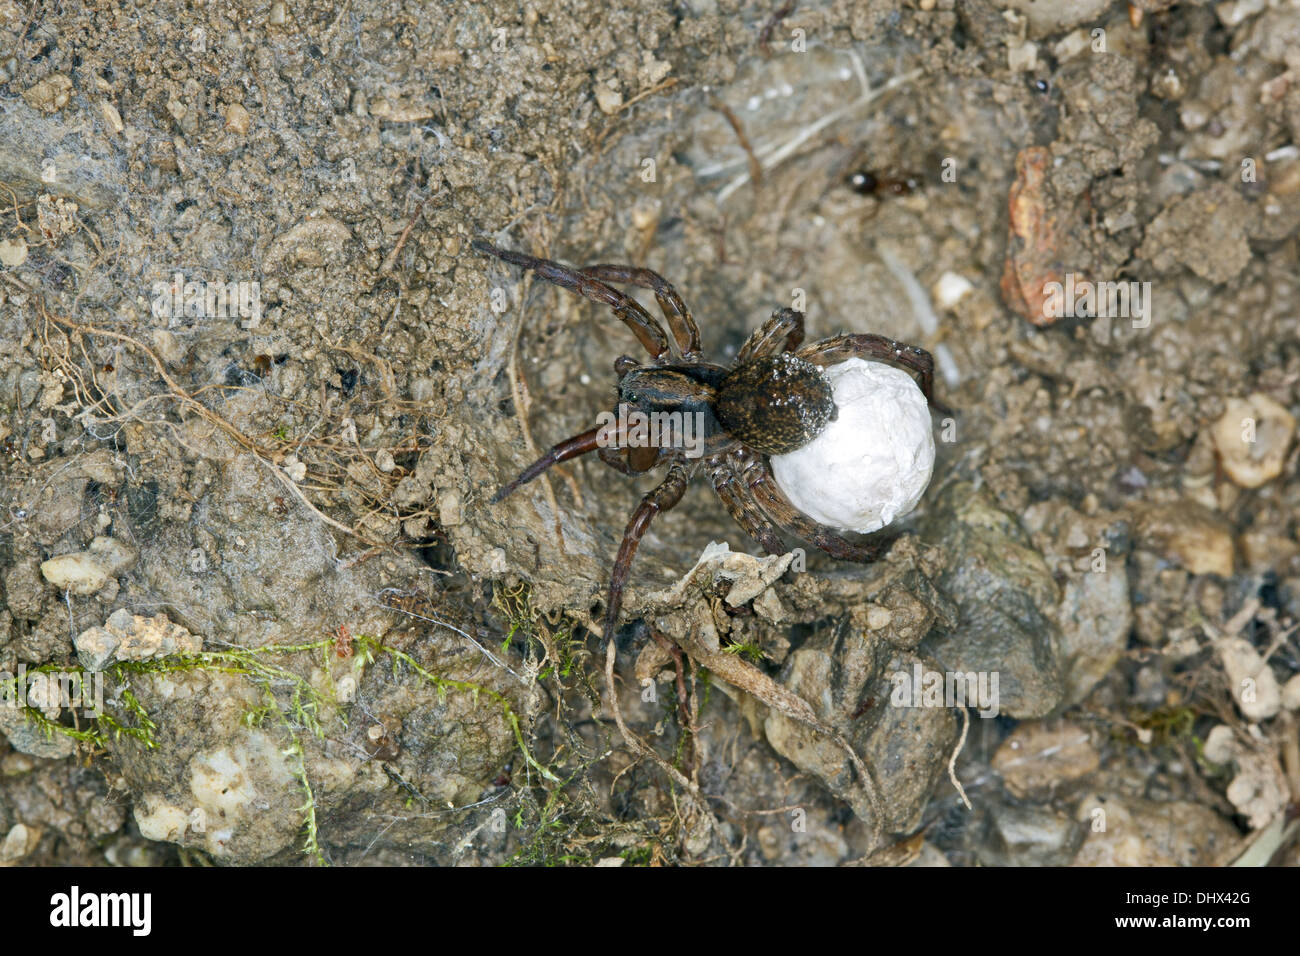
[40,536,138,595]
[1007,40,1038,73]
[224,103,251,135]
[22,73,72,112]
[74,608,203,671]
[1210,394,1296,489]
[1280,673,1300,712]
[864,605,893,630]
[1215,637,1281,721]
[0,237,28,267]
[594,83,623,115]
[1138,501,1234,578]
[932,272,974,310]
[0,824,32,863]
[99,100,124,134]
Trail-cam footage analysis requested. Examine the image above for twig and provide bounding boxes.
[616,77,679,114]
[379,191,442,275]
[260,456,386,548]
[672,606,885,847]
[593,78,681,152]
[650,625,696,771]
[758,1,796,56]
[603,638,720,848]
[713,99,763,190]
[41,305,389,551]
[948,705,972,810]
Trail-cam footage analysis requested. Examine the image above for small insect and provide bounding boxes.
[847,169,923,197]
[473,240,946,644]
[333,623,354,660]
[367,722,400,761]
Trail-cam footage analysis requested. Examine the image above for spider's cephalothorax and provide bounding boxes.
[472,239,948,644]
[610,353,836,460]
[616,363,725,431]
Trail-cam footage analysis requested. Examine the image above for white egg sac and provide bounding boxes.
[769,358,935,534]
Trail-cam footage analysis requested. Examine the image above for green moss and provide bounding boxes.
[4,633,560,863]
[1125,703,1200,749]
[492,582,593,691]
[355,634,558,784]
[721,640,766,663]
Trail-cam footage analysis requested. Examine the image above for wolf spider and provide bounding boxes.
[473,240,947,643]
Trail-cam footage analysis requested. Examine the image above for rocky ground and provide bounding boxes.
[0,0,1298,866]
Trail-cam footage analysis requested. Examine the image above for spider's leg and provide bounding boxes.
[733,448,894,563]
[709,453,787,556]
[598,443,670,475]
[492,426,603,503]
[597,443,637,475]
[580,264,702,360]
[736,308,805,364]
[604,459,692,642]
[472,240,671,360]
[798,333,951,414]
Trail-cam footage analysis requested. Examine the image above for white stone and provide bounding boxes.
[39,535,137,595]
[40,552,109,594]
[191,748,255,818]
[594,83,623,115]
[1203,724,1288,830]
[0,823,31,862]
[1281,673,1300,712]
[0,237,27,267]
[1216,637,1282,721]
[1210,394,1295,489]
[770,359,935,534]
[932,271,974,310]
[865,605,893,630]
[74,609,202,671]
[336,674,357,703]
[283,455,307,482]
[134,796,188,842]
[1007,40,1038,73]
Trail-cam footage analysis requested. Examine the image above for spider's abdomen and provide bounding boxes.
[717,352,835,456]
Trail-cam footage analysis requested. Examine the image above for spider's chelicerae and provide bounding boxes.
[473,239,949,643]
